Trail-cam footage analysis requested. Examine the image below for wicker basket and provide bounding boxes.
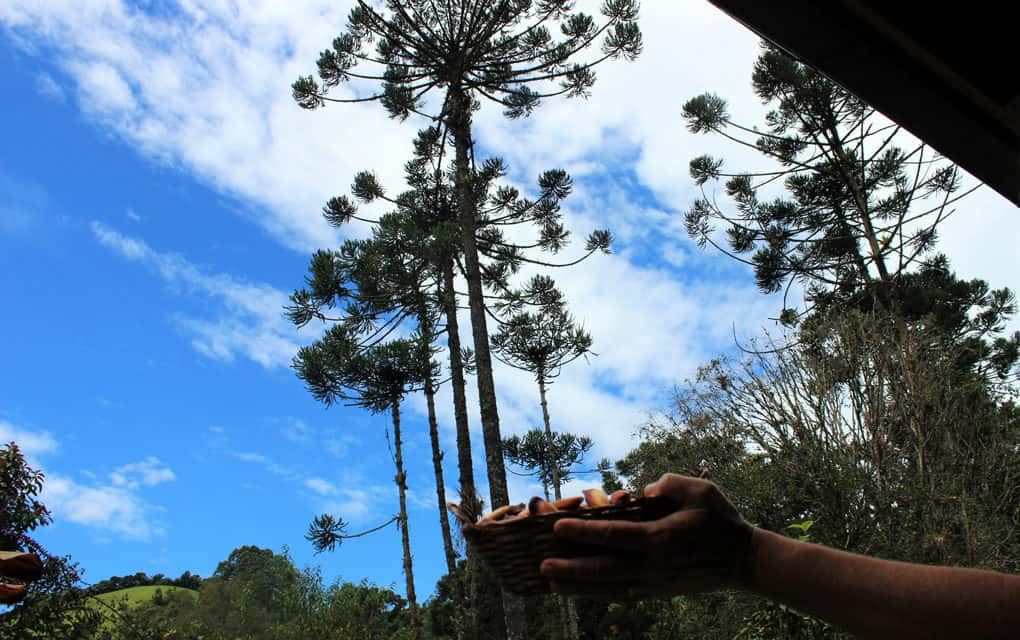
[461,496,677,595]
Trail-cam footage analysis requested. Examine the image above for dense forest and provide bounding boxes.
[2,1,1018,639]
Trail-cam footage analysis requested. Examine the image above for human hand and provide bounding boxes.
[539,473,755,600]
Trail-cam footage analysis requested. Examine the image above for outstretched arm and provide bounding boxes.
[748,527,1020,639]
[540,474,1020,639]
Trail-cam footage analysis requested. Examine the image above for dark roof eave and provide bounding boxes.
[708,0,1020,206]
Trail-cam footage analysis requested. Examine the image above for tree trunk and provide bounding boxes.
[391,400,421,640]
[419,302,458,576]
[425,360,458,576]
[442,261,479,639]
[447,87,527,640]
[538,373,578,640]
[538,373,562,501]
[559,599,580,640]
[442,260,479,510]
[448,91,509,510]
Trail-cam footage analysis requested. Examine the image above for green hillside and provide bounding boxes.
[93,585,199,608]
[89,585,198,629]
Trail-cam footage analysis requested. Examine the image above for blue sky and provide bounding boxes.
[1,0,1017,603]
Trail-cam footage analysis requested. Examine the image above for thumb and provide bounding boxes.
[644,473,671,498]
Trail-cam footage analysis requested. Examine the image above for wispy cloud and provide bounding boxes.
[304,477,338,496]
[34,71,66,101]
[280,418,311,445]
[275,417,358,457]
[305,476,397,524]
[204,419,387,523]
[227,457,397,524]
[45,475,166,540]
[2,420,172,541]
[0,172,47,235]
[91,221,306,367]
[109,457,176,490]
[0,419,59,457]
[231,450,293,478]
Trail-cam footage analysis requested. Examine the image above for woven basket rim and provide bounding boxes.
[462,495,674,531]
[460,496,677,595]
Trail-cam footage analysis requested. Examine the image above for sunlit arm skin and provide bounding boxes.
[748,527,1020,639]
[540,474,1020,639]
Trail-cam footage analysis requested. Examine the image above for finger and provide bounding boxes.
[541,555,661,583]
[644,472,694,500]
[553,518,652,550]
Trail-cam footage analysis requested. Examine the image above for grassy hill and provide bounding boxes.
[93,585,199,608]
[89,585,199,629]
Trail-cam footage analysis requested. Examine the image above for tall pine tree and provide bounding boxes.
[492,275,593,501]
[293,332,431,640]
[292,0,640,515]
[682,46,973,321]
[294,7,641,633]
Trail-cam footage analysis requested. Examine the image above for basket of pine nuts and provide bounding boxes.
[448,489,676,595]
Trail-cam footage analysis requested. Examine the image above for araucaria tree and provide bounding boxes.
[492,275,592,500]
[292,0,642,525]
[294,6,641,635]
[314,125,613,519]
[490,277,594,640]
[291,208,461,579]
[680,46,1019,386]
[292,123,617,638]
[502,429,595,501]
[681,46,978,322]
[293,332,431,640]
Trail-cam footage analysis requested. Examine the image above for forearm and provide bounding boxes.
[745,528,1020,639]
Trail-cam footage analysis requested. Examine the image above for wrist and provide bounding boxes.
[736,526,778,592]
[731,521,759,590]
[741,528,804,595]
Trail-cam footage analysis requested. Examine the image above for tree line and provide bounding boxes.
[85,571,203,596]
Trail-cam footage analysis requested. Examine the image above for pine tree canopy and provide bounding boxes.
[292,0,641,120]
[502,428,594,489]
[491,275,593,382]
[681,46,978,318]
[296,124,612,305]
[294,329,434,413]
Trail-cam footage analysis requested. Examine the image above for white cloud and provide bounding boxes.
[44,474,164,540]
[72,60,135,112]
[109,456,176,489]
[231,450,293,478]
[0,419,59,457]
[305,476,395,524]
[281,418,311,444]
[1,420,169,540]
[304,476,337,496]
[324,434,357,458]
[34,71,65,101]
[276,417,358,456]
[91,221,311,367]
